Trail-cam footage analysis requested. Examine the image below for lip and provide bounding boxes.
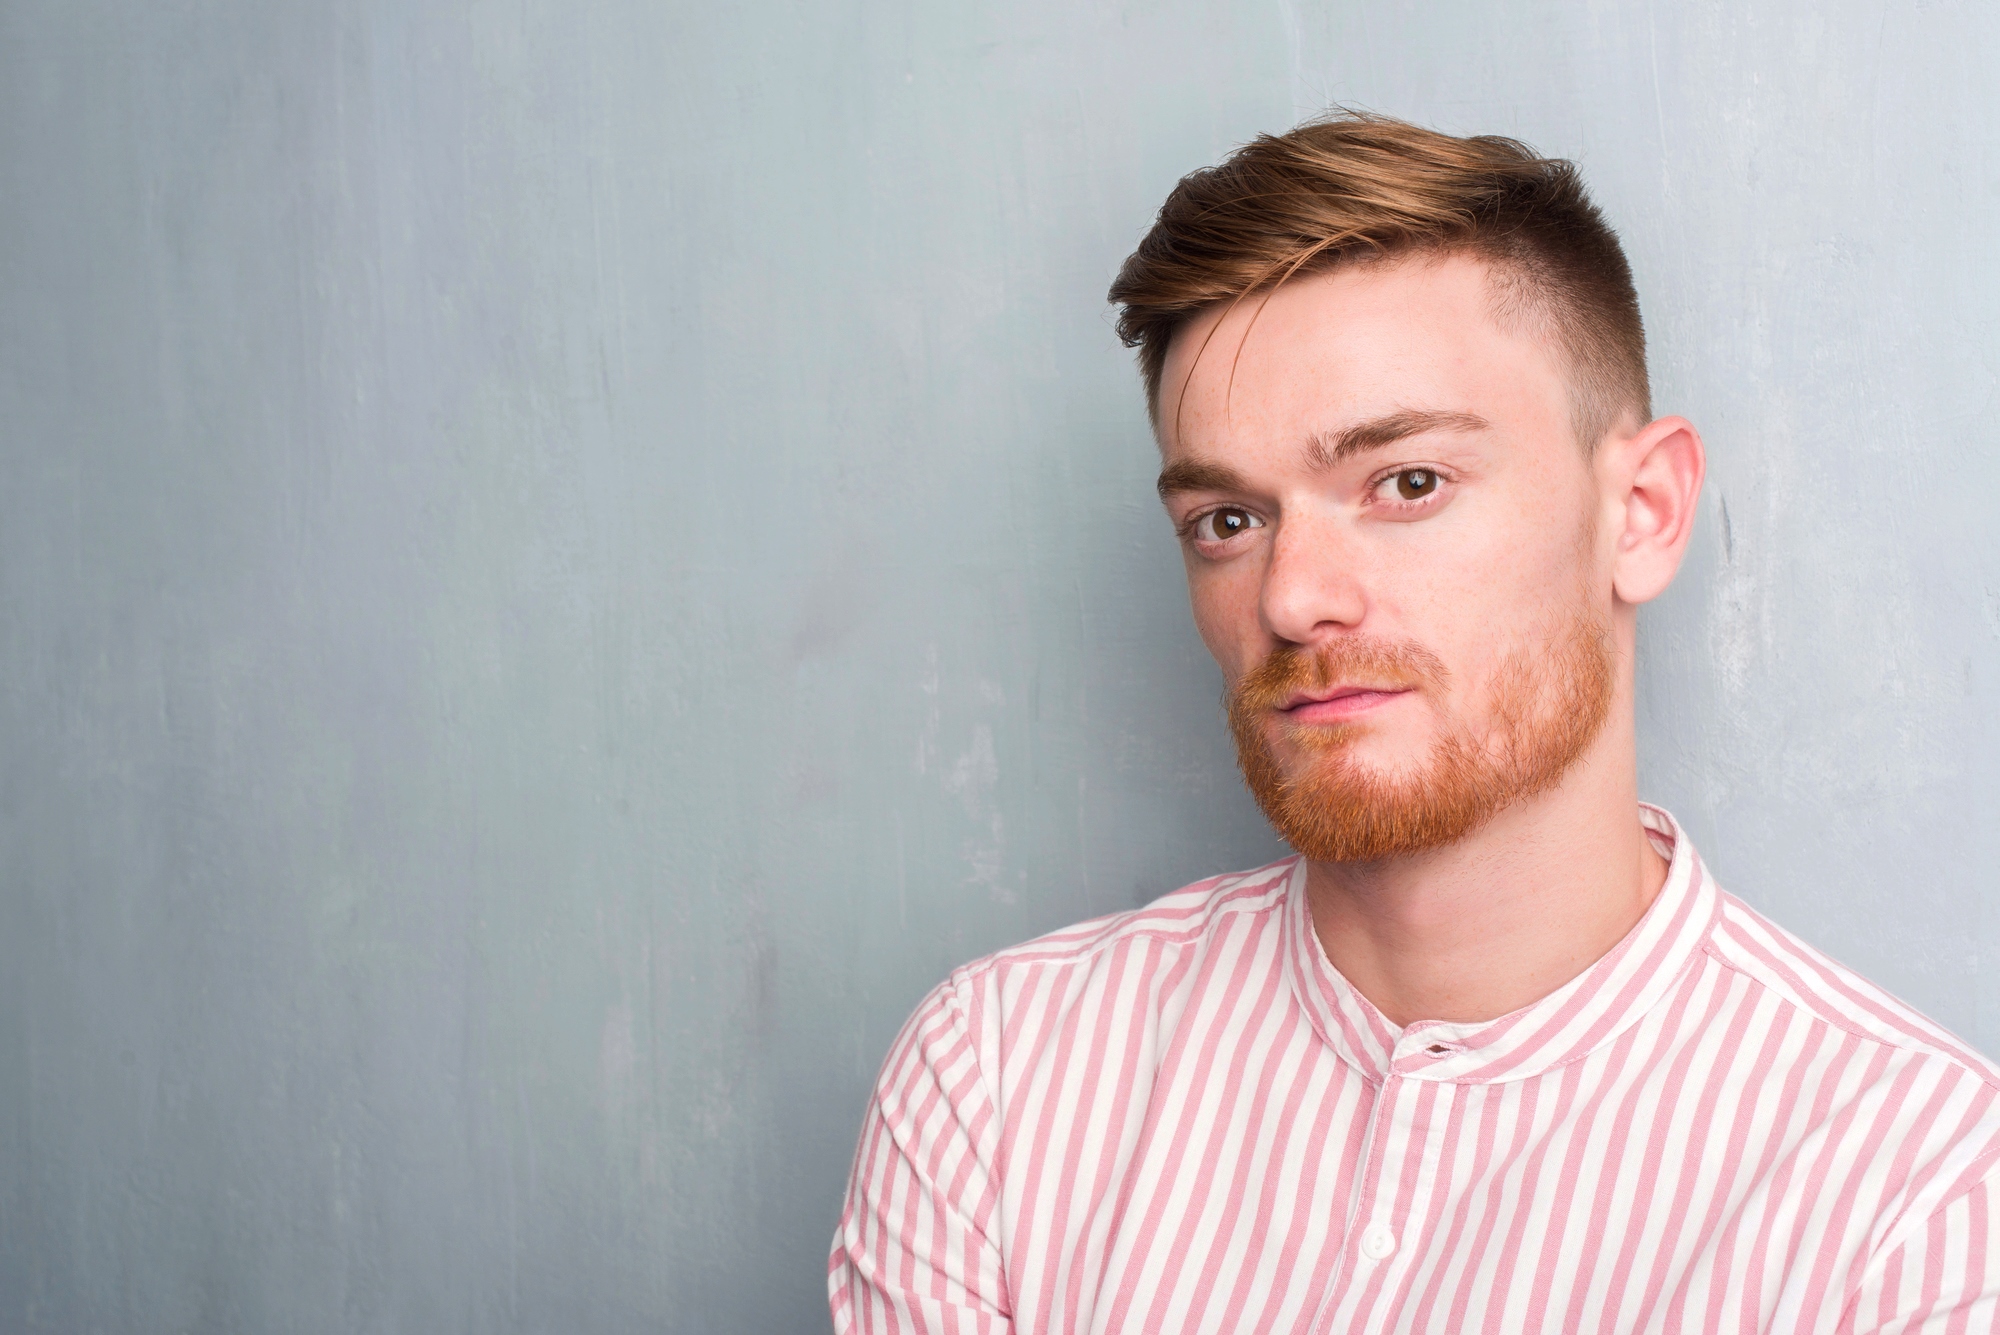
[1279,685,1414,723]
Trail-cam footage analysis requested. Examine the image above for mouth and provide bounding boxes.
[1277,685,1415,724]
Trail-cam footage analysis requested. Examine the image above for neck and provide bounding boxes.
[1301,712,1668,1030]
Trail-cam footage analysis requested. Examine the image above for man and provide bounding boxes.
[829,113,2000,1332]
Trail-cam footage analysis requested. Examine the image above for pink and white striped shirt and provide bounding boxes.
[830,806,2000,1333]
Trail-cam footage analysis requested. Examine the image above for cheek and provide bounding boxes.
[1183,554,1264,672]
[1383,507,1592,686]
[1453,484,1594,600]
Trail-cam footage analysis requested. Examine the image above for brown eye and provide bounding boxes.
[1395,469,1439,500]
[1198,508,1263,541]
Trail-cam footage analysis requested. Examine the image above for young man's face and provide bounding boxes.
[1156,254,1625,862]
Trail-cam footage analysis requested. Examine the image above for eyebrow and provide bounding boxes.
[1155,458,1249,501]
[1156,408,1491,503]
[1303,409,1490,469]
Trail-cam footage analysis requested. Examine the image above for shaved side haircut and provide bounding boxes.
[1108,111,1651,448]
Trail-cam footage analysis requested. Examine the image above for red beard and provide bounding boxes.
[1226,615,1614,863]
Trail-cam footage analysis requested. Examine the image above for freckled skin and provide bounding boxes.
[1155,254,1707,1027]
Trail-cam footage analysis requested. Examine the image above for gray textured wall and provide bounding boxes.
[3,2,1996,1331]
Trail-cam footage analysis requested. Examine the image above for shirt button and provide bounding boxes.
[1360,1222,1397,1259]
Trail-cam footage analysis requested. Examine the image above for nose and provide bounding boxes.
[1259,511,1367,645]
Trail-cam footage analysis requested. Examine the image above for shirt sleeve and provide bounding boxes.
[1846,1173,2000,1332]
[829,975,1011,1335]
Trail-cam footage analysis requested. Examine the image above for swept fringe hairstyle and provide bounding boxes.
[1108,112,1650,446]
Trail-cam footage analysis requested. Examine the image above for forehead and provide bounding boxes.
[1157,253,1569,459]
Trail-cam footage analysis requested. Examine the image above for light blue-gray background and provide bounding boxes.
[4,2,1996,1331]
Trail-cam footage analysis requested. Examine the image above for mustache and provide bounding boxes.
[1229,638,1450,714]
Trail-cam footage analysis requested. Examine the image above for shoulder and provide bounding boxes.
[1704,887,2000,1091]
[950,854,1298,987]
[892,855,1300,1049]
[1699,881,2000,1254]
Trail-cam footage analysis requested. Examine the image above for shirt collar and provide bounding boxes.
[1283,804,1721,1084]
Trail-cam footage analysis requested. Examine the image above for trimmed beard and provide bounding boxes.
[1225,614,1615,863]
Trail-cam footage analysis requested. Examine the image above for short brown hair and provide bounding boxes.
[1108,111,1650,446]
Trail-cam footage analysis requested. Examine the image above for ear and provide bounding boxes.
[1603,415,1706,606]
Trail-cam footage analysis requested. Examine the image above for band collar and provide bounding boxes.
[1283,805,1721,1085]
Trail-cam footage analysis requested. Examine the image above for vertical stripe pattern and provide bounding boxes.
[830,807,2000,1333]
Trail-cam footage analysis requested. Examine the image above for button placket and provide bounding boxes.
[1390,1025,1469,1079]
